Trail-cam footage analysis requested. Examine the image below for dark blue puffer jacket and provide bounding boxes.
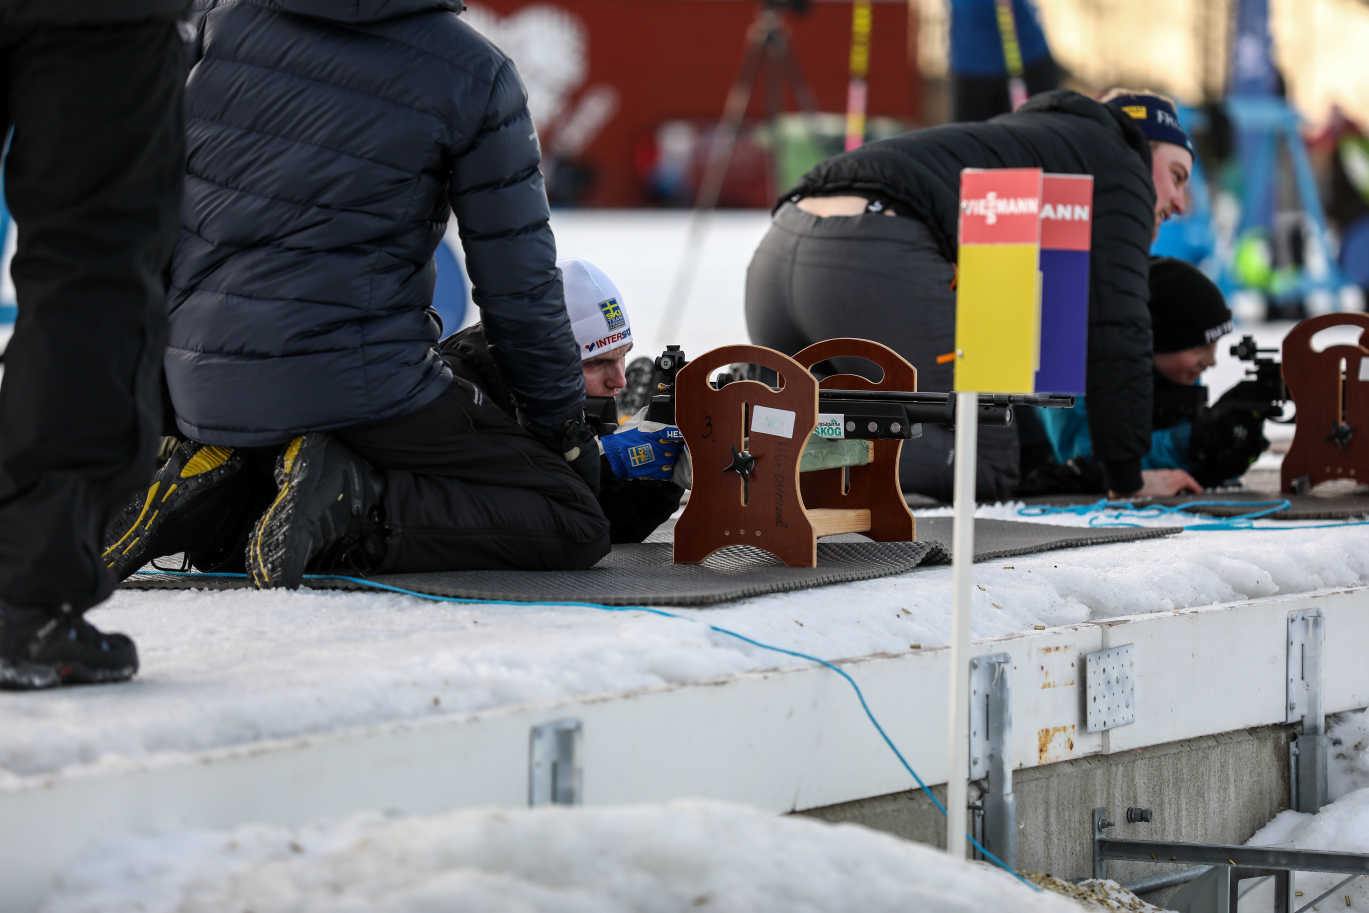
[1,1,188,23]
[168,0,584,446]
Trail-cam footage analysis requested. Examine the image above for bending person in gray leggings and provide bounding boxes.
[745,200,1020,503]
[745,88,1199,503]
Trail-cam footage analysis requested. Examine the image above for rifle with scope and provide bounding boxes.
[1223,334,1291,422]
[630,344,1075,439]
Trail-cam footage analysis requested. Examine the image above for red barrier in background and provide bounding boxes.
[463,1,920,207]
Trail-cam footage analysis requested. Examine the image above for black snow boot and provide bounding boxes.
[0,605,138,690]
[245,433,385,590]
[102,440,249,580]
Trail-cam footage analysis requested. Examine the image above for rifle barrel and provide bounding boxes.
[816,389,1075,408]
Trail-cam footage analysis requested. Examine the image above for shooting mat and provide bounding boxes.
[120,519,1178,607]
[913,517,1177,561]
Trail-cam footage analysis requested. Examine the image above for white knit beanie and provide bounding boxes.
[560,258,632,361]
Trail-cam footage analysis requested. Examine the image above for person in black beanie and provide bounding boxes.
[1021,258,1269,494]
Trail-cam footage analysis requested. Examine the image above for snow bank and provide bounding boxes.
[1243,787,1369,911]
[5,513,1369,785]
[1331,708,1369,800]
[39,800,1084,913]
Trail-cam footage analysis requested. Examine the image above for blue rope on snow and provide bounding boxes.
[1021,498,1289,529]
[1020,497,1369,530]
[133,565,1040,891]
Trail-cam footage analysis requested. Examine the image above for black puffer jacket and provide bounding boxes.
[439,325,684,544]
[167,0,584,446]
[784,90,1156,494]
[0,1,188,23]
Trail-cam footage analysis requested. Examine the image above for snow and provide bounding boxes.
[4,509,1369,788]
[4,211,1369,911]
[37,800,1085,913]
[1234,710,1369,911]
[1331,708,1369,800]
[29,714,1369,913]
[1244,791,1369,910]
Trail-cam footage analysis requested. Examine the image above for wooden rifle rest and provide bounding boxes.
[672,340,917,567]
[1282,313,1369,493]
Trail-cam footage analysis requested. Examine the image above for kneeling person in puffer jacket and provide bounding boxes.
[441,259,689,545]
[100,0,610,588]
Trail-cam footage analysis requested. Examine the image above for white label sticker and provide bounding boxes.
[814,413,845,439]
[1359,359,1369,382]
[750,405,797,439]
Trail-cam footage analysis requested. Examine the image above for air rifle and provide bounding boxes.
[663,338,1073,567]
[641,344,1076,439]
[1225,334,1292,423]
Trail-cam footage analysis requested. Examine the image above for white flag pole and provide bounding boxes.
[945,388,978,859]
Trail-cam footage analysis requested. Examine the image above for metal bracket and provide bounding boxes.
[1169,866,1293,913]
[529,718,583,806]
[1095,801,1367,913]
[1092,807,1115,880]
[1287,610,1327,812]
[970,653,1015,869]
[1084,643,1136,733]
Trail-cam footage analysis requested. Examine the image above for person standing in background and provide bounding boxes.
[0,2,188,689]
[948,0,1059,122]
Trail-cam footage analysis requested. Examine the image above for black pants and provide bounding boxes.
[0,20,185,615]
[744,203,1020,503]
[337,377,610,572]
[950,55,1059,123]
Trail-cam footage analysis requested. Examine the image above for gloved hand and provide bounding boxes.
[1015,457,1106,496]
[1188,400,1271,488]
[600,408,687,483]
[1213,380,1280,417]
[536,415,602,495]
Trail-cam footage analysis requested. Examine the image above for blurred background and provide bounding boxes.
[6,1,1368,357]
[430,0,1369,339]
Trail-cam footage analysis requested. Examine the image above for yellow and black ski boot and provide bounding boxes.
[102,440,245,580]
[246,433,384,589]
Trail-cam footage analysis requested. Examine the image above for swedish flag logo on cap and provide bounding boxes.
[599,297,626,331]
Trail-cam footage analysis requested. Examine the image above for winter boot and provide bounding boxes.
[0,605,138,690]
[245,433,385,589]
[102,440,247,580]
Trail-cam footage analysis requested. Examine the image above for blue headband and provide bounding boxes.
[1104,94,1194,155]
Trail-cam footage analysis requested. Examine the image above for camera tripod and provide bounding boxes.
[659,5,817,342]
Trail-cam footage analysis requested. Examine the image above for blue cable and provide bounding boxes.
[1020,498,1299,529]
[134,566,1040,891]
[1021,498,1369,532]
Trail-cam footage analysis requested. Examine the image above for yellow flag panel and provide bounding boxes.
[954,243,1041,393]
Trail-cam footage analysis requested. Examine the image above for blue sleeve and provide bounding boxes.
[1037,398,1093,462]
[1141,421,1194,471]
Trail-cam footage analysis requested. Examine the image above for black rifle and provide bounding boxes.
[583,395,620,437]
[642,345,1075,439]
[1224,334,1291,422]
